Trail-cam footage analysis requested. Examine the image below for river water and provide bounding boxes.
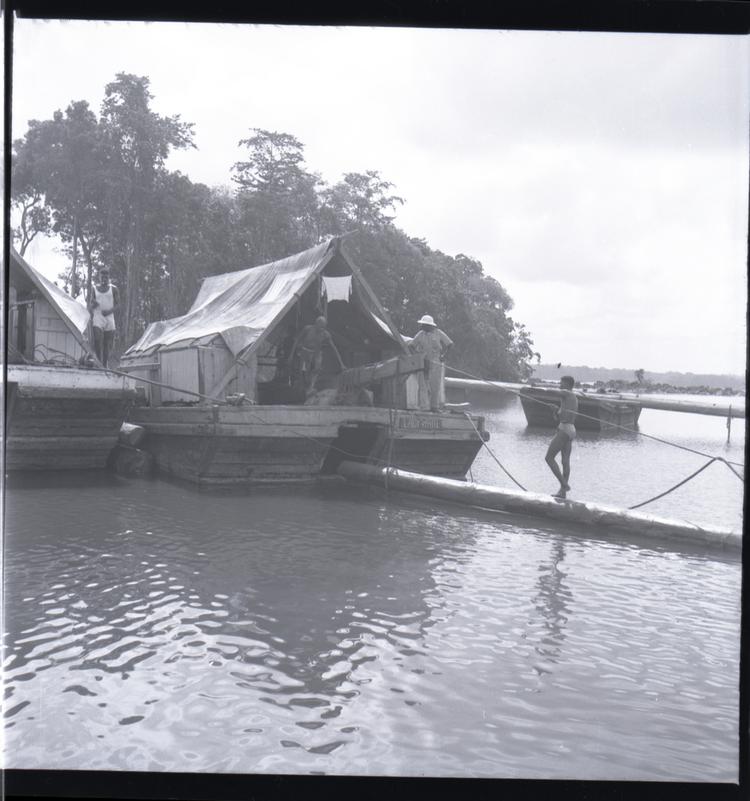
[3,393,744,780]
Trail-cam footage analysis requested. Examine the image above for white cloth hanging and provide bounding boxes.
[322,275,352,302]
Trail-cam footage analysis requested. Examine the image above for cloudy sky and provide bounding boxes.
[12,20,749,375]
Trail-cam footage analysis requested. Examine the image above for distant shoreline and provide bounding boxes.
[581,380,744,398]
[532,364,745,394]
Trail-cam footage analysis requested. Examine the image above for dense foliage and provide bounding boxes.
[12,74,539,379]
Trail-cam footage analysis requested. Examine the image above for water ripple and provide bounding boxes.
[3,467,741,781]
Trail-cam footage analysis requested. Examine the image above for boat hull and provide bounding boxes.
[128,405,487,487]
[5,366,136,471]
[519,388,641,431]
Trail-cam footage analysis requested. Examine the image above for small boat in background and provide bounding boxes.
[519,386,641,432]
[6,249,136,471]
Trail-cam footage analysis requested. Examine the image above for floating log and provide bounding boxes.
[337,461,741,552]
[588,393,745,419]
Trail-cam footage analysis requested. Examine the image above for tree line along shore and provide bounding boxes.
[12,73,537,382]
[533,365,745,396]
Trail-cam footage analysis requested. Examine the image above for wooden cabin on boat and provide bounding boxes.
[120,238,488,486]
[120,237,421,408]
[6,248,136,471]
[8,247,93,366]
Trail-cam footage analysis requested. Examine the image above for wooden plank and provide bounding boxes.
[15,386,135,402]
[7,435,118,450]
[118,362,160,371]
[137,421,340,438]
[207,362,239,399]
[128,406,214,424]
[198,346,233,398]
[339,353,424,388]
[160,349,200,402]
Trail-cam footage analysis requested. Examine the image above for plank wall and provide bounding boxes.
[34,299,88,363]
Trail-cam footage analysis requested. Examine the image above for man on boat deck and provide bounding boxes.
[409,315,453,412]
[545,375,579,499]
[289,316,345,394]
[87,266,120,368]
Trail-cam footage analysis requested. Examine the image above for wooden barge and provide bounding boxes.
[128,404,485,486]
[120,238,488,486]
[519,386,641,432]
[7,366,136,470]
[6,248,136,471]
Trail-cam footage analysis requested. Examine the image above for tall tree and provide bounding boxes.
[320,170,403,233]
[232,129,321,261]
[98,73,195,340]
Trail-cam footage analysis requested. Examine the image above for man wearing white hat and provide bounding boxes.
[409,315,453,411]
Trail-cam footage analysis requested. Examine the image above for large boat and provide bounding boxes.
[120,238,488,486]
[518,386,641,431]
[6,249,136,471]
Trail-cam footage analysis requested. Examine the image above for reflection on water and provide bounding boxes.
[530,539,573,677]
[3,394,743,780]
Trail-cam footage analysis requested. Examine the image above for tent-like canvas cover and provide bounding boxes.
[124,238,405,359]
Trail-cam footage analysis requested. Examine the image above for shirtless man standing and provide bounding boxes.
[545,375,578,498]
[289,316,345,394]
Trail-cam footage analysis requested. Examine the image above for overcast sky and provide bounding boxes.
[12,20,749,375]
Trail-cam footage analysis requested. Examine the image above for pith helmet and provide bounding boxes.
[417,315,436,326]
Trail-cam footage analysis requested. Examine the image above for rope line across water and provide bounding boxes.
[463,412,527,491]
[439,360,745,469]
[90,361,743,511]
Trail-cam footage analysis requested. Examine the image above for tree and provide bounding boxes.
[635,368,645,384]
[232,129,321,262]
[320,170,403,233]
[11,102,107,297]
[11,102,539,378]
[10,123,53,255]
[98,73,195,340]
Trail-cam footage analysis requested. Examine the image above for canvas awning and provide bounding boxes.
[124,238,406,358]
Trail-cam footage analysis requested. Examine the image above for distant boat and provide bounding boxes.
[120,238,488,486]
[6,249,136,471]
[519,386,641,432]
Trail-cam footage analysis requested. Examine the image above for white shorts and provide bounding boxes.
[558,422,576,441]
[93,312,116,332]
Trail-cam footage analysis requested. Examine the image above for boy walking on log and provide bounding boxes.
[545,375,578,498]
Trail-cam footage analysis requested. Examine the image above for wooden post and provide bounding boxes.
[726,404,732,444]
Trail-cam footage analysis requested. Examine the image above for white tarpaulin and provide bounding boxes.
[126,241,334,357]
[125,239,405,360]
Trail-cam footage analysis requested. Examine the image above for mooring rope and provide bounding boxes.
[463,412,527,491]
[628,457,720,510]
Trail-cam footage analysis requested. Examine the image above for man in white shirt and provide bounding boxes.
[88,267,120,367]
